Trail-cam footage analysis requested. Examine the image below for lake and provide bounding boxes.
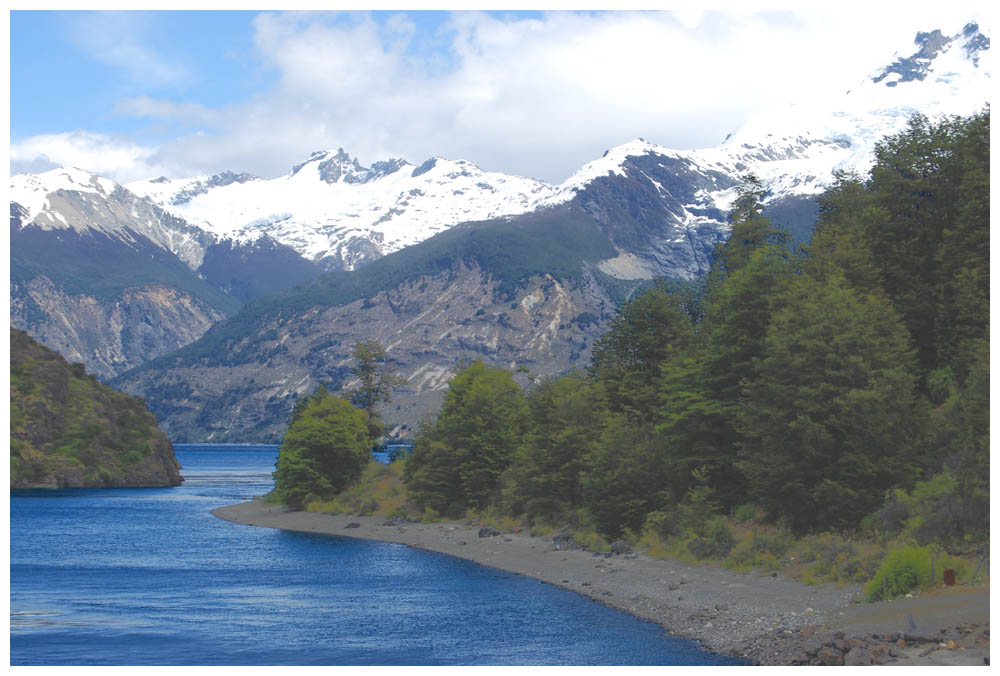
[10,444,745,665]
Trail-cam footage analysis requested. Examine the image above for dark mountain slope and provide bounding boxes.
[10,327,183,488]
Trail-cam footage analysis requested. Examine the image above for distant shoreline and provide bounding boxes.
[213,499,989,666]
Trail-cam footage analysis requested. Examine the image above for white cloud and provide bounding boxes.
[66,12,190,86]
[10,132,164,183]
[11,9,991,184]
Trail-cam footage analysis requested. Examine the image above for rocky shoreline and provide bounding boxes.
[213,499,989,666]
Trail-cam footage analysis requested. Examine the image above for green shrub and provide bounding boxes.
[725,537,785,571]
[926,367,957,406]
[865,546,933,601]
[688,517,734,559]
[572,528,608,552]
[643,510,681,538]
[731,504,759,523]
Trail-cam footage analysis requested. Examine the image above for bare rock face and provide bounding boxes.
[10,328,183,489]
[11,277,227,381]
[118,262,621,442]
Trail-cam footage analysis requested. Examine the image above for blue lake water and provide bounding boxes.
[10,444,745,666]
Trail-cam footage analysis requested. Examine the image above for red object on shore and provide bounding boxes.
[943,569,956,586]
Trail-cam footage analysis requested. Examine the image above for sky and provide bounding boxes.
[8,7,992,185]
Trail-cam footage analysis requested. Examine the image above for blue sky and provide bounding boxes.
[9,8,989,184]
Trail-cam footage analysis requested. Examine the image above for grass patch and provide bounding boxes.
[303,460,415,518]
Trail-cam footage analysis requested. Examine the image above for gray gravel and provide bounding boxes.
[214,499,989,665]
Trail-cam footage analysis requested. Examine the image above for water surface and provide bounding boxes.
[10,444,745,665]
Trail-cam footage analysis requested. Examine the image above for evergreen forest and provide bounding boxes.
[271,111,989,598]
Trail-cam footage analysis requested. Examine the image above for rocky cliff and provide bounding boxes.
[10,328,183,488]
[114,204,645,442]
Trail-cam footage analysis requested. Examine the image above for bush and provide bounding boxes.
[731,504,759,523]
[643,510,681,538]
[688,517,734,559]
[926,367,957,406]
[865,546,933,601]
[272,391,370,508]
[724,526,793,570]
[572,528,608,552]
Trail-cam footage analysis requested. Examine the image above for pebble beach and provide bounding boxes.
[214,499,989,666]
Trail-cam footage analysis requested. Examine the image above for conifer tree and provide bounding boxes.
[404,362,529,515]
[348,339,406,440]
[737,273,919,533]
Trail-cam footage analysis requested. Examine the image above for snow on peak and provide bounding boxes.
[710,22,990,198]
[127,150,556,269]
[870,22,990,89]
[536,138,674,206]
[10,167,119,223]
[289,148,411,185]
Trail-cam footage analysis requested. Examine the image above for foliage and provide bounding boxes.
[794,534,877,585]
[272,389,370,509]
[658,185,794,508]
[590,282,697,422]
[272,112,990,587]
[502,372,606,520]
[404,362,529,515]
[9,328,177,488]
[737,273,920,533]
[687,516,735,559]
[724,527,795,572]
[580,415,670,539]
[865,546,935,601]
[347,339,406,439]
[826,111,991,381]
[304,460,412,517]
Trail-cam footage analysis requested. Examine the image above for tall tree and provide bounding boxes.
[272,390,370,509]
[582,414,671,538]
[590,282,697,423]
[710,174,787,279]
[348,339,406,440]
[737,273,920,533]
[804,171,885,293]
[504,372,607,521]
[861,111,990,378]
[658,175,794,508]
[404,362,529,515]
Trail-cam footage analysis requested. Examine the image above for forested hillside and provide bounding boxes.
[271,111,989,596]
[10,328,183,488]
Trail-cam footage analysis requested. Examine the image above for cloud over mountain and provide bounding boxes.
[11,9,988,184]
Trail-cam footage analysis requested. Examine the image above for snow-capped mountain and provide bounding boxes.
[128,148,554,271]
[10,166,215,269]
[124,22,989,280]
[108,22,990,442]
[10,20,990,393]
[524,21,990,279]
[9,168,323,378]
[9,166,321,285]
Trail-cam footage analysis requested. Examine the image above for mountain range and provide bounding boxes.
[9,22,991,441]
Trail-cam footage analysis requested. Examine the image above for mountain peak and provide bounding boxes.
[289,148,409,184]
[872,22,990,87]
[10,167,119,222]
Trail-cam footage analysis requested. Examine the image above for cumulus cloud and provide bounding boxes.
[10,131,165,183]
[11,9,991,184]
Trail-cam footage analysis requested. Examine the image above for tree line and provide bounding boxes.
[404,110,989,547]
[272,110,988,553]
